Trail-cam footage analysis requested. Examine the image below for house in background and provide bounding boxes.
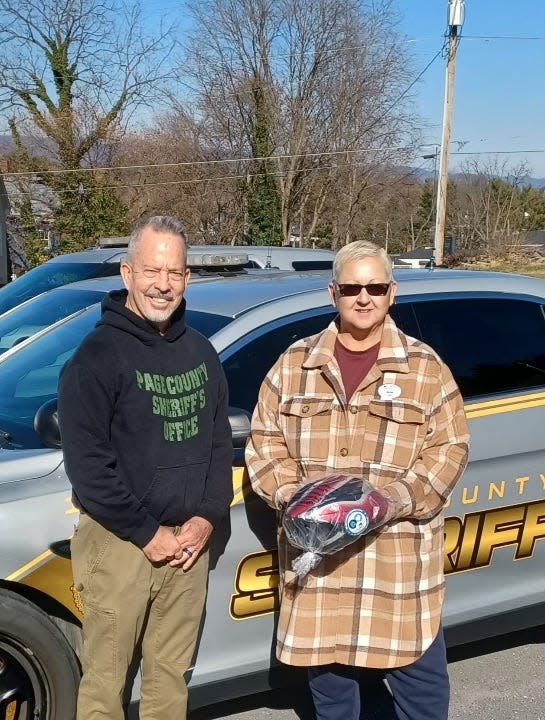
[393,247,435,268]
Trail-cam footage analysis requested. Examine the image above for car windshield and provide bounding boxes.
[0,262,120,316]
[0,305,232,450]
[0,288,105,355]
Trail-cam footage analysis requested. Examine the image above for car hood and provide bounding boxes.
[0,448,64,484]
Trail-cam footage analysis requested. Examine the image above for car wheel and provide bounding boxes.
[0,588,80,720]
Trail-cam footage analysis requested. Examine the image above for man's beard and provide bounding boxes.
[144,291,176,324]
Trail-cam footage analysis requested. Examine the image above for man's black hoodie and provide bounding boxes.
[58,290,233,548]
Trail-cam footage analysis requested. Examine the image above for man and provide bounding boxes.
[245,240,469,720]
[58,216,233,720]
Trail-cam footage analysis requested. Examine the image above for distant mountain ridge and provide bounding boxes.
[0,133,56,160]
[407,166,545,189]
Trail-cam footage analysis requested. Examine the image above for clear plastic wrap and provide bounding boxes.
[282,473,392,577]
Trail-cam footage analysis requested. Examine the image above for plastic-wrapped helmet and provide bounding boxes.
[283,474,390,557]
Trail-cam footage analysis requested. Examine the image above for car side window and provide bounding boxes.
[95,262,121,278]
[0,307,100,449]
[411,297,545,398]
[223,311,336,413]
[291,260,333,271]
[389,302,420,338]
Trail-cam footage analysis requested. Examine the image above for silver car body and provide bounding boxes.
[1,269,544,708]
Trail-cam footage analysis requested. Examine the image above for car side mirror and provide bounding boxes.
[228,407,251,450]
[34,401,251,451]
[34,398,62,449]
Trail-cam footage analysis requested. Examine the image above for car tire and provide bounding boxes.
[0,587,80,720]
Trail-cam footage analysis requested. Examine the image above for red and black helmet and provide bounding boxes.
[282,474,390,557]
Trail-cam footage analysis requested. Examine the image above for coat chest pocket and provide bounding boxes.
[363,399,427,468]
[280,396,333,460]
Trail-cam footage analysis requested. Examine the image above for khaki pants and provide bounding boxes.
[71,514,208,720]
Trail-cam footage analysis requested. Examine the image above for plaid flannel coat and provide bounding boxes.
[245,316,469,668]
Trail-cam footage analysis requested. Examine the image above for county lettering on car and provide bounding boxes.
[1,268,544,718]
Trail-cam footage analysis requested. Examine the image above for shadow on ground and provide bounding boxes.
[189,675,397,720]
[447,625,545,663]
[188,626,544,720]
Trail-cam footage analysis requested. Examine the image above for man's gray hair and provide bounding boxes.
[333,240,392,282]
[126,216,188,264]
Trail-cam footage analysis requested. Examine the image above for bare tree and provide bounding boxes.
[113,113,247,244]
[0,0,177,251]
[450,158,530,257]
[182,0,417,246]
[0,0,176,168]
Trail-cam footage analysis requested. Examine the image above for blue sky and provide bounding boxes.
[141,0,545,177]
[398,0,545,177]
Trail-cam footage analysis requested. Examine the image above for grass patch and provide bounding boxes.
[459,260,545,280]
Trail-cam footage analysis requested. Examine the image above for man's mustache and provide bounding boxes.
[145,291,174,301]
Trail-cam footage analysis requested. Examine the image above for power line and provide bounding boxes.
[3,46,446,180]
[2,143,439,178]
[462,35,545,41]
[362,48,444,137]
[8,158,429,196]
[451,149,545,155]
[5,145,544,180]
[10,148,545,198]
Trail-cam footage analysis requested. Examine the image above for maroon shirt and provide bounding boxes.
[334,339,380,401]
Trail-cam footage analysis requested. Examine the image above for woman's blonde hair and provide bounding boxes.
[333,240,392,282]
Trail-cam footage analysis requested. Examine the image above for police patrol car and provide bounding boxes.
[0,268,544,719]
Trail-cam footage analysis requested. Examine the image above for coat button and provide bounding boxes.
[75,583,84,591]
[339,447,348,457]
[350,405,358,414]
[302,405,310,414]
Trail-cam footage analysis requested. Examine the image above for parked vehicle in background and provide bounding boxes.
[193,244,335,271]
[0,247,125,317]
[0,246,267,318]
[1,269,544,719]
[0,243,330,321]
[0,251,284,354]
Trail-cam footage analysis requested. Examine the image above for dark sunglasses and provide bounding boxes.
[335,281,391,297]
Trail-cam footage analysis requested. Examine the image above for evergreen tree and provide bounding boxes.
[245,80,282,245]
[53,174,129,254]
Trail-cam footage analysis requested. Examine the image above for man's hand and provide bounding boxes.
[170,516,213,570]
[142,526,181,563]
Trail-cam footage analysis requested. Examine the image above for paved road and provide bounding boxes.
[189,627,544,720]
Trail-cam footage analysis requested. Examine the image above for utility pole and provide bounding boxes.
[434,0,465,266]
[423,146,439,245]
[0,165,10,287]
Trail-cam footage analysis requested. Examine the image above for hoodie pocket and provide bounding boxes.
[140,461,208,525]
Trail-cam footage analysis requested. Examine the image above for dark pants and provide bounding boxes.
[308,630,449,720]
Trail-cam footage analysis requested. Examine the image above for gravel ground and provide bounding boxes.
[189,627,545,720]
